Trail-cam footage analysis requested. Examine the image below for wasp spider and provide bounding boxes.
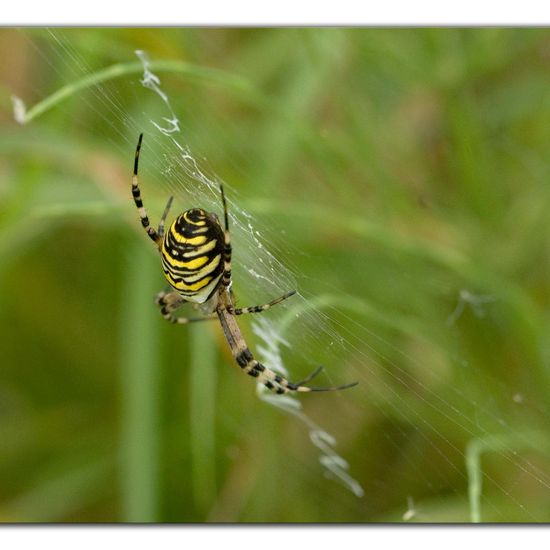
[132,134,357,395]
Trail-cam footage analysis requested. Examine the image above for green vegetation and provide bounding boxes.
[1,28,550,522]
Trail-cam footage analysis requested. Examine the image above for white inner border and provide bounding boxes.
[3,1,550,25]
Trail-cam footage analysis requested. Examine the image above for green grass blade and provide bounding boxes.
[119,239,160,522]
[189,323,218,516]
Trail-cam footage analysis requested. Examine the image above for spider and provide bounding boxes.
[131,133,358,395]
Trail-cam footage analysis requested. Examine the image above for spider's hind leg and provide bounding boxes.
[293,365,324,386]
[242,355,356,395]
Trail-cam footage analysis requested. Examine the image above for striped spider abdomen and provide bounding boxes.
[161,208,225,304]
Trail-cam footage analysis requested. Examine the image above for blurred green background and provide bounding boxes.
[1,28,550,523]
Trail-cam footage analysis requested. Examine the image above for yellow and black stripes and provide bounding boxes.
[160,208,225,303]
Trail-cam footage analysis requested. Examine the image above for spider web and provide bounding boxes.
[131,49,364,497]
[8,28,550,522]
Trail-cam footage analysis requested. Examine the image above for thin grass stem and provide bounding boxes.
[13,60,264,125]
[465,431,550,523]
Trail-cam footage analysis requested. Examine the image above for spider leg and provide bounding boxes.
[217,181,232,289]
[217,308,357,394]
[155,290,216,324]
[293,365,324,386]
[291,380,359,393]
[253,361,358,394]
[132,134,162,247]
[226,290,296,315]
[158,195,174,238]
[278,365,358,393]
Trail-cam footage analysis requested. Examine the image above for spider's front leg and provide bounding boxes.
[155,290,216,325]
[132,133,162,247]
[158,195,174,238]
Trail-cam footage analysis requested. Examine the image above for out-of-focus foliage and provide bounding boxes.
[1,28,550,523]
